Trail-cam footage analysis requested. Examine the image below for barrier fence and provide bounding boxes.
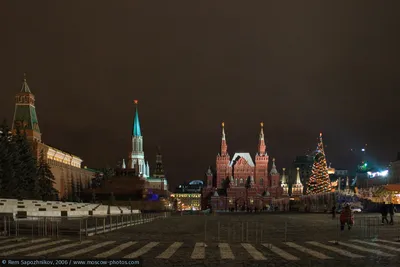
[0,212,170,240]
[204,215,400,244]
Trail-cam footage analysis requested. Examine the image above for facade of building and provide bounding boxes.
[11,74,95,198]
[171,181,203,210]
[202,122,292,211]
[119,101,169,191]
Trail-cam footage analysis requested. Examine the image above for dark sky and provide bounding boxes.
[1,1,399,188]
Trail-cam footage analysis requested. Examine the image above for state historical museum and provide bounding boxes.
[202,122,288,211]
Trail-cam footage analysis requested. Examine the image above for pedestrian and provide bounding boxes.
[388,203,396,225]
[380,203,389,225]
[340,204,354,230]
[332,205,336,219]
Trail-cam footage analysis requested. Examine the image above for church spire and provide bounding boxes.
[258,122,266,155]
[132,100,141,137]
[220,122,227,155]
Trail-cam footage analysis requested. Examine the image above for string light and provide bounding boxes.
[306,134,332,195]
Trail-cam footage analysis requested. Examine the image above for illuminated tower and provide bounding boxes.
[153,146,165,179]
[216,122,230,188]
[270,158,280,187]
[292,167,304,196]
[12,73,41,142]
[128,100,148,177]
[255,122,269,186]
[281,168,289,196]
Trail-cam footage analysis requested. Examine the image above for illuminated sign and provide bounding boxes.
[367,170,388,178]
[170,194,201,198]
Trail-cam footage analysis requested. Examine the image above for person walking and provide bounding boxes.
[380,203,389,225]
[332,205,336,219]
[388,203,396,225]
[340,204,354,230]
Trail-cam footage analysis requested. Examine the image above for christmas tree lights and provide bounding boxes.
[306,133,332,194]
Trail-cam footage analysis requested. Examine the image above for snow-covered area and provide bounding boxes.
[229,153,255,167]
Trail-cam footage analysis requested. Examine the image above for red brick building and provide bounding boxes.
[202,122,288,211]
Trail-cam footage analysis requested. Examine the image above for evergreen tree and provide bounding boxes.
[0,120,14,198]
[306,133,332,194]
[37,150,58,200]
[14,128,39,199]
[101,167,115,180]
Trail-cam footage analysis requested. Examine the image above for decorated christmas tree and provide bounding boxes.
[306,133,332,194]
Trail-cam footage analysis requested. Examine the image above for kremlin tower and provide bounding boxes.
[127,100,149,177]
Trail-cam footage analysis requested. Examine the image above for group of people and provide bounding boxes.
[380,203,396,225]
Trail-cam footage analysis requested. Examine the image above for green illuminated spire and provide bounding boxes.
[132,100,141,137]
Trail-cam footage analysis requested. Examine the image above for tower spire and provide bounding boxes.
[12,73,41,142]
[21,72,31,93]
[258,122,266,155]
[220,122,227,155]
[128,100,146,175]
[296,167,302,184]
[132,100,141,137]
[270,158,278,175]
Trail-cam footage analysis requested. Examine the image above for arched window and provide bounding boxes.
[260,178,264,185]
[235,178,238,186]
[239,178,244,186]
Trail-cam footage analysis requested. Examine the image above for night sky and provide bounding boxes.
[1,1,399,188]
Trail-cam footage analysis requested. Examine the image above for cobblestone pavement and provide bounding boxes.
[4,213,400,267]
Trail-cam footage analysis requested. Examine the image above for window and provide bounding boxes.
[260,178,264,185]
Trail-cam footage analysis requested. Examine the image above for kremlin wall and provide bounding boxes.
[11,75,94,198]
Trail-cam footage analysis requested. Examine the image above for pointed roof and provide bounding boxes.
[281,168,287,184]
[122,159,126,169]
[213,191,219,197]
[221,122,226,140]
[229,153,255,167]
[20,73,31,93]
[132,100,141,137]
[295,167,302,184]
[270,158,279,175]
[206,166,213,176]
[259,122,264,140]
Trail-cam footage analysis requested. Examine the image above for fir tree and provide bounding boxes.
[0,120,14,198]
[37,150,58,200]
[14,128,39,199]
[306,133,332,194]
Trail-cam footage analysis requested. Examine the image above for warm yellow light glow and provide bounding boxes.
[260,122,264,127]
[222,122,224,127]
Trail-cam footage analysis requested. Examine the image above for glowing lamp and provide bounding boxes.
[134,100,138,104]
[320,132,322,137]
[222,122,224,127]
[261,122,264,127]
